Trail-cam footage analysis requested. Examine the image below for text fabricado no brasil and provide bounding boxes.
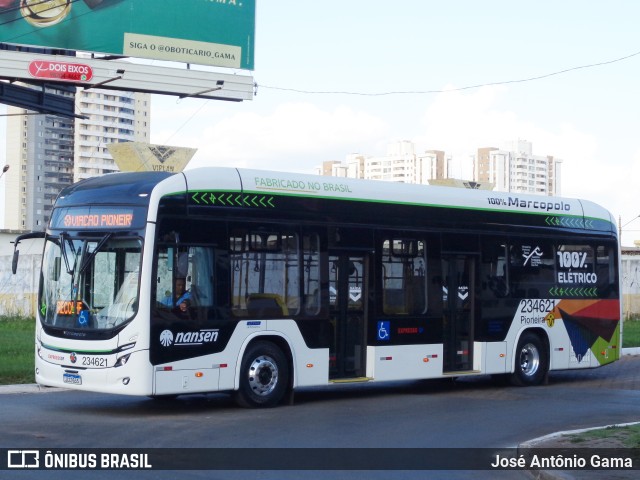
[254,177,353,194]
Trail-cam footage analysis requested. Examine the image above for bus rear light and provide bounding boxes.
[195,372,204,378]
[306,364,314,368]
[555,348,564,351]
[380,356,392,361]
[163,366,173,371]
[423,358,429,363]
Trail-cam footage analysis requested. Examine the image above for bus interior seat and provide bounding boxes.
[247,293,289,318]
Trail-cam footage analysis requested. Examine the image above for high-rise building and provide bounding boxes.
[3,85,75,231]
[474,140,562,196]
[74,88,150,181]
[318,141,452,185]
[416,150,451,184]
[3,87,150,231]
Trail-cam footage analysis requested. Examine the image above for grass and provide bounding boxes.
[622,316,640,348]
[0,316,35,385]
[565,424,640,448]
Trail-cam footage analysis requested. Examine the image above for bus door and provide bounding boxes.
[442,255,475,373]
[328,253,368,380]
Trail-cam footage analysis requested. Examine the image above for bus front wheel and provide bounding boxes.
[234,341,289,408]
[510,332,549,386]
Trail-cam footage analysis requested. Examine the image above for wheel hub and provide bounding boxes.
[248,355,278,396]
[520,343,540,377]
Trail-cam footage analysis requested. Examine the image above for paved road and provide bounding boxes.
[1,354,639,480]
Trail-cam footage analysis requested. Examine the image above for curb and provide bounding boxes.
[0,384,66,394]
[520,421,640,449]
[520,421,640,480]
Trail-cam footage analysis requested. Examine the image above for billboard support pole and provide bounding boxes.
[84,69,125,91]
[179,80,224,99]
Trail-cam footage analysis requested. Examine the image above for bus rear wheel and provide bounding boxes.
[510,332,549,386]
[234,341,289,408]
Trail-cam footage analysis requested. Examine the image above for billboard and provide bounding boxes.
[0,0,255,70]
[108,142,196,173]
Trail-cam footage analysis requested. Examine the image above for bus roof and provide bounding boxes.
[170,167,616,235]
[52,167,617,236]
[56,172,174,207]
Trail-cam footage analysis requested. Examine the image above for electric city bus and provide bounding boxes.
[13,167,621,407]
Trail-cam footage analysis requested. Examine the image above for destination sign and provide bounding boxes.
[56,300,83,315]
[50,206,143,230]
[62,213,133,228]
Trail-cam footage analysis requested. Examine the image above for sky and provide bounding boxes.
[3,0,640,245]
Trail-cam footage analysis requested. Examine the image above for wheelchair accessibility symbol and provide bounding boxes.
[377,321,390,341]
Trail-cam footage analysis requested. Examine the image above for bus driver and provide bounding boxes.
[161,277,191,312]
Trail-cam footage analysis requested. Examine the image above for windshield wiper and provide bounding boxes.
[58,232,76,275]
[80,233,112,274]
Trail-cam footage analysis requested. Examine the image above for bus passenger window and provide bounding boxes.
[596,245,616,295]
[155,246,215,312]
[382,239,426,315]
[510,241,555,296]
[303,234,321,316]
[230,229,301,318]
[481,240,509,298]
[556,244,595,291]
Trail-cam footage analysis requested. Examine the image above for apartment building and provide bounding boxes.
[474,140,562,196]
[318,141,452,184]
[74,88,150,181]
[3,87,150,231]
[3,85,75,231]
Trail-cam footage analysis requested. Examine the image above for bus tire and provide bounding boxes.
[234,340,289,408]
[510,331,548,387]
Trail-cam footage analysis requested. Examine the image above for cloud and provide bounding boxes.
[416,85,514,156]
[161,102,388,173]
[413,85,604,197]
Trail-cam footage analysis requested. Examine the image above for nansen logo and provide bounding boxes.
[159,330,173,347]
[159,329,219,347]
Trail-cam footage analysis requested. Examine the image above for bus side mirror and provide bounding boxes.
[11,231,46,275]
[12,250,19,275]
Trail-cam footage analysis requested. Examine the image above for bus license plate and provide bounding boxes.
[63,373,82,385]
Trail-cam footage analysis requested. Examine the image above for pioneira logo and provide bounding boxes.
[159,329,219,347]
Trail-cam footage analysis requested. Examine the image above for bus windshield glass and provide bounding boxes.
[39,235,142,331]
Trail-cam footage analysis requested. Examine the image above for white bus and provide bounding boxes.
[13,167,621,407]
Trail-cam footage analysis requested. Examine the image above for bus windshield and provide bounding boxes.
[39,234,142,331]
